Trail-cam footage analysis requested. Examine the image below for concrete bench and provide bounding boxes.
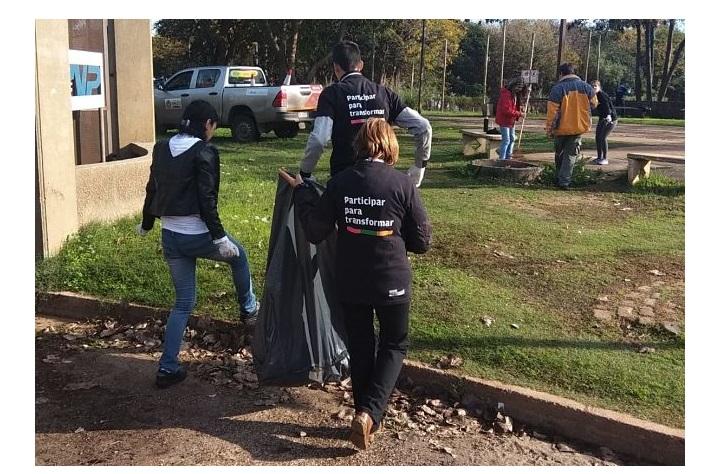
[460,129,503,158]
[627,153,685,184]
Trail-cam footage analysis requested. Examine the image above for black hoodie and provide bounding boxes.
[294,160,431,305]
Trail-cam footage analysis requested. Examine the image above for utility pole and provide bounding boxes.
[441,39,448,111]
[371,29,376,82]
[410,62,415,91]
[499,20,507,89]
[556,19,566,78]
[596,34,602,81]
[584,31,592,81]
[483,33,490,108]
[516,31,536,155]
[418,19,427,113]
[483,34,490,131]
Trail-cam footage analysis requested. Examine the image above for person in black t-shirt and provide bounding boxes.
[300,40,432,186]
[285,118,431,450]
[590,80,618,165]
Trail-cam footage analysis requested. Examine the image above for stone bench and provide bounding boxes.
[460,129,503,158]
[627,153,685,185]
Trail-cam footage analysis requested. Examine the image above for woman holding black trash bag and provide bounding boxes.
[137,100,259,389]
[282,117,432,450]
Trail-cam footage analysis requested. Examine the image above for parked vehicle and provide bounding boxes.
[154,66,322,141]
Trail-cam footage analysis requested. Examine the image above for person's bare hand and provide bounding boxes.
[279,168,304,188]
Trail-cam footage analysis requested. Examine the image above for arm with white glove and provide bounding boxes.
[394,107,432,187]
[605,114,613,123]
[299,116,333,178]
[213,236,240,258]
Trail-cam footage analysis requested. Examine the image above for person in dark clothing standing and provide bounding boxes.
[138,100,259,388]
[285,118,431,450]
[300,41,432,186]
[590,80,618,165]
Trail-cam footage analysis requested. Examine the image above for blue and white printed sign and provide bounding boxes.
[69,50,105,110]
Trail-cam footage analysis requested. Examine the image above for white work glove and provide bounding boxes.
[213,236,240,258]
[605,115,613,123]
[407,165,426,188]
[136,224,149,237]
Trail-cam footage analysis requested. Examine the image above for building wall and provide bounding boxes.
[36,19,156,257]
[114,20,156,145]
[75,154,152,226]
[36,20,79,256]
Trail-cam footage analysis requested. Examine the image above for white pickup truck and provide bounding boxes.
[154,66,322,141]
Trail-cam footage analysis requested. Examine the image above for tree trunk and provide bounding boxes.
[644,21,653,104]
[264,20,283,79]
[634,21,643,102]
[658,39,685,102]
[656,20,675,102]
[306,20,347,83]
[287,20,302,78]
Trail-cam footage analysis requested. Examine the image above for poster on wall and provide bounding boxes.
[69,50,105,111]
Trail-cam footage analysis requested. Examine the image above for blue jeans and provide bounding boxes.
[159,229,256,373]
[498,126,515,159]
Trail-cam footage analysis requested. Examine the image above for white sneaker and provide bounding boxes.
[596,158,609,165]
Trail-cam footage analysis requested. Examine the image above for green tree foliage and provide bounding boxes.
[151,19,684,105]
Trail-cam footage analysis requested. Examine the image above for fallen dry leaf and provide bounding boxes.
[63,382,99,391]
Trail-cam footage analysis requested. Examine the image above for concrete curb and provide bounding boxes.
[35,291,246,346]
[400,361,684,466]
[35,290,684,465]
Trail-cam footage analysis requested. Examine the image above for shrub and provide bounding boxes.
[538,157,600,187]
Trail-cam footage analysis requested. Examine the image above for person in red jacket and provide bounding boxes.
[495,78,525,160]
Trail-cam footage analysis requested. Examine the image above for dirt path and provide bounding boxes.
[430,116,685,183]
[35,315,624,466]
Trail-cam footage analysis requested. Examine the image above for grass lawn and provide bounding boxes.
[36,118,685,428]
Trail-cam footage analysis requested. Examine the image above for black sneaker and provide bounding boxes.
[242,302,260,330]
[155,366,187,389]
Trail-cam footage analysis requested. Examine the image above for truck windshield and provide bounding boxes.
[228,68,265,85]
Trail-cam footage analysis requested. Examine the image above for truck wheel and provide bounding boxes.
[231,114,260,142]
[274,123,300,139]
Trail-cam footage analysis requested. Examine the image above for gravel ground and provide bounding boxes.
[35,314,627,466]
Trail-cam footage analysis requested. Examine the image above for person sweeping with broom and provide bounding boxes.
[495,77,526,160]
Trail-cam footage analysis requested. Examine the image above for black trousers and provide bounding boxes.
[341,301,410,426]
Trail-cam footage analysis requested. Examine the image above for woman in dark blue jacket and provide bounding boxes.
[285,118,431,450]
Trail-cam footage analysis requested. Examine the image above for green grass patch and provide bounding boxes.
[36,119,685,427]
[632,174,685,197]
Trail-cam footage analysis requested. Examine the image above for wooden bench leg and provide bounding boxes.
[463,135,480,156]
[628,158,652,185]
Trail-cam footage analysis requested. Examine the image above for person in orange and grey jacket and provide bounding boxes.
[495,78,525,160]
[545,63,598,189]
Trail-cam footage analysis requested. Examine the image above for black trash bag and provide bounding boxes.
[252,177,349,385]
